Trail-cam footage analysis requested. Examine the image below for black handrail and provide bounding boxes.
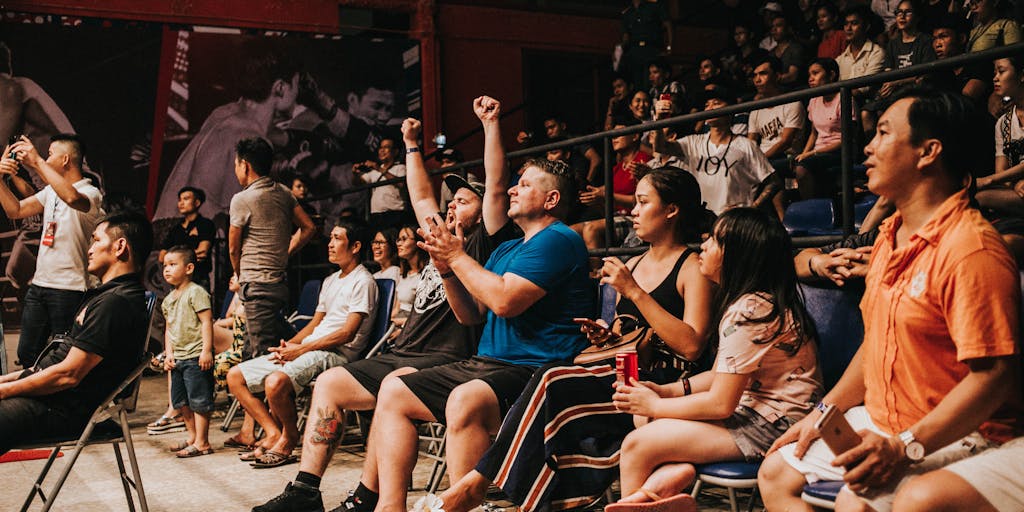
[309,42,1024,253]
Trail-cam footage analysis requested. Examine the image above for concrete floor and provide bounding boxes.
[0,331,745,512]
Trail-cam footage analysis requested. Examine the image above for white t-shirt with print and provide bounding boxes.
[306,264,378,360]
[31,179,104,291]
[361,163,407,213]
[677,133,775,214]
[748,102,806,155]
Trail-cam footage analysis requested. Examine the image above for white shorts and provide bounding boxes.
[778,406,992,512]
[945,436,1024,512]
[237,350,348,395]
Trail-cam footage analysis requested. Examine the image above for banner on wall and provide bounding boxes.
[150,30,423,233]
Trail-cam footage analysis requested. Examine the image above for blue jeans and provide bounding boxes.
[18,285,84,366]
[170,357,215,413]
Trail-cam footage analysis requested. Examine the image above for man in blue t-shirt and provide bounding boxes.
[369,107,595,512]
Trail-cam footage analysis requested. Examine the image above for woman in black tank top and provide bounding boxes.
[431,168,716,512]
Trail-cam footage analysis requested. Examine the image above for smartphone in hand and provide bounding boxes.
[814,404,862,457]
[573,318,620,344]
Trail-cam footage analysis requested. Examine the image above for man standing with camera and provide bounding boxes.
[0,134,104,367]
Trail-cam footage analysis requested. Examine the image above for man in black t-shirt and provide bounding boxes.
[160,186,216,289]
[254,100,518,512]
[0,211,152,454]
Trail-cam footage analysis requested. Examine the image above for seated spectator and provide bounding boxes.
[795,229,878,286]
[759,2,786,51]
[974,56,1024,260]
[0,211,152,454]
[793,58,845,198]
[545,135,590,187]
[720,21,769,99]
[251,99,518,512]
[606,207,822,511]
[648,58,686,118]
[605,73,636,132]
[629,89,653,124]
[353,136,408,229]
[966,0,1021,53]
[571,117,652,249]
[373,156,595,512]
[759,88,1021,512]
[836,5,887,100]
[227,220,378,468]
[817,1,848,58]
[370,228,401,281]
[428,168,716,512]
[928,13,992,107]
[862,0,936,134]
[748,56,806,210]
[160,186,215,290]
[768,14,808,86]
[538,115,602,184]
[393,224,426,328]
[652,88,781,216]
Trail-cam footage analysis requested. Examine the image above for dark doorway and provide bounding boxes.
[521,49,612,139]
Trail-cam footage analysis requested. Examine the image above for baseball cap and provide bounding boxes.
[435,147,464,164]
[760,2,783,13]
[443,173,484,198]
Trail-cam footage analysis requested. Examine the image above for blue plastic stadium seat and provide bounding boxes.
[784,198,841,236]
[853,194,879,231]
[698,462,760,480]
[801,480,843,510]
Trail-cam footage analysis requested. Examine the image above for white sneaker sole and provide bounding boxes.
[147,426,186,435]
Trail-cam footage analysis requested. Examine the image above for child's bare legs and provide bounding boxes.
[193,410,212,451]
[179,406,196,447]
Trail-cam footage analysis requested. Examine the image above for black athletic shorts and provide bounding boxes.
[397,356,536,423]
[345,352,461,397]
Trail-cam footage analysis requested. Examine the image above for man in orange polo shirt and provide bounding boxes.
[758,88,1022,512]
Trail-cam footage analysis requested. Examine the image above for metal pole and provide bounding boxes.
[840,86,854,235]
[603,136,613,250]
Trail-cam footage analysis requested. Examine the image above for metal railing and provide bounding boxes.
[311,42,1024,255]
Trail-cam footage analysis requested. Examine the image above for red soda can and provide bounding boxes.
[615,351,639,385]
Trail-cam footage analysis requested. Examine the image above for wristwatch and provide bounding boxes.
[406,147,421,155]
[898,430,925,463]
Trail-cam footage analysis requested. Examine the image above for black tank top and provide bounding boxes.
[615,248,692,326]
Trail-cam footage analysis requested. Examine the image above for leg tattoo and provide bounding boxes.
[310,407,344,447]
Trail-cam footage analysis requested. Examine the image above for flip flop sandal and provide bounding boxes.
[167,440,191,452]
[224,436,256,450]
[238,447,264,462]
[176,445,215,458]
[148,414,183,429]
[250,450,298,469]
[604,492,696,512]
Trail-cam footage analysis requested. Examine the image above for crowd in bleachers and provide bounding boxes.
[2,1,1024,511]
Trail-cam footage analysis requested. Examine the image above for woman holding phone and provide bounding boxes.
[606,208,823,512]
[416,168,715,512]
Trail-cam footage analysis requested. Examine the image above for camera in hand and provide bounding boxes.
[8,134,23,159]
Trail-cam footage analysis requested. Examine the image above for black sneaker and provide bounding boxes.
[253,482,324,512]
[327,490,376,512]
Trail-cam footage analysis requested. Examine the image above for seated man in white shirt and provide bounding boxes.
[226,219,378,468]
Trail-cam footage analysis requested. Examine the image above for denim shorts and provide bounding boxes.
[170,357,215,413]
